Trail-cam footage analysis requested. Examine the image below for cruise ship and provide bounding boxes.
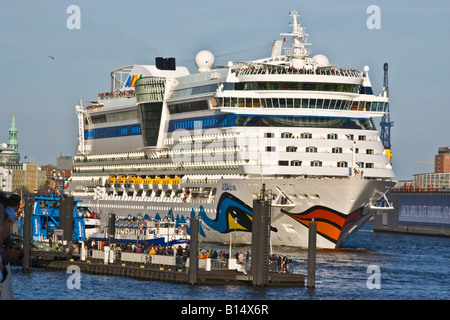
[70,11,395,249]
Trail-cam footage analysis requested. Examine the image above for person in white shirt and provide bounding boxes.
[236,262,247,275]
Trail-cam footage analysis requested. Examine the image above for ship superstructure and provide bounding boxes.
[71,11,395,248]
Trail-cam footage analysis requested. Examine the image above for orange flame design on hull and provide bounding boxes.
[281,206,364,244]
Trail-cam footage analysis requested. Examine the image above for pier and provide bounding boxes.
[33,257,304,287]
[21,189,307,287]
[373,189,450,237]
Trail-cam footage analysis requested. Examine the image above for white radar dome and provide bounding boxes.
[195,50,215,72]
[313,54,330,67]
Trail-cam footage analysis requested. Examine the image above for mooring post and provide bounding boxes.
[307,219,317,288]
[59,194,74,253]
[108,213,116,246]
[188,218,199,285]
[22,196,32,271]
[251,184,271,286]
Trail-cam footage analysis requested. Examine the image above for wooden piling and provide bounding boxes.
[307,221,317,288]
[22,197,32,271]
[188,218,199,285]
[251,186,271,286]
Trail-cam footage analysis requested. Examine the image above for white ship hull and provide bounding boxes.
[77,177,394,249]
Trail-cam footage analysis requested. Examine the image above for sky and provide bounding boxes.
[0,0,449,180]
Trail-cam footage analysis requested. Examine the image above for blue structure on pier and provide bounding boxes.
[32,196,86,242]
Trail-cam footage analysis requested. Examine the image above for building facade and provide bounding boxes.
[435,147,450,173]
[413,147,450,190]
[0,166,13,192]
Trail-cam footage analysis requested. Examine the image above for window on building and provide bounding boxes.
[306,146,317,153]
[291,160,302,166]
[266,146,276,152]
[286,146,297,152]
[278,161,289,166]
[332,147,343,154]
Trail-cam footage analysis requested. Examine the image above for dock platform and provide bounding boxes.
[30,252,305,287]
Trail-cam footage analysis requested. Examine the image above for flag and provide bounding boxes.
[283,37,286,44]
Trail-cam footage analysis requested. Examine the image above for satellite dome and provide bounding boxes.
[313,54,330,67]
[195,50,215,72]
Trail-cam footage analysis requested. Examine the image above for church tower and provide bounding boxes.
[7,110,18,153]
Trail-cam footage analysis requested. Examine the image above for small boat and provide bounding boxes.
[78,205,103,239]
[90,217,190,247]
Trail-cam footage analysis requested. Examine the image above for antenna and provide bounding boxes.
[380,62,393,161]
[280,10,311,68]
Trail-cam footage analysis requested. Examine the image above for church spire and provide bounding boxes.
[7,109,18,153]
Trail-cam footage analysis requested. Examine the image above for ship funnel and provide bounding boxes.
[271,40,283,57]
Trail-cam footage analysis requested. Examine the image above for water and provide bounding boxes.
[10,223,450,300]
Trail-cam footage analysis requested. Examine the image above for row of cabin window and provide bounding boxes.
[216,97,386,112]
[267,146,375,154]
[278,160,375,168]
[265,132,369,141]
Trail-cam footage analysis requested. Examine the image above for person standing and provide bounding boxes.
[0,193,22,299]
[0,197,6,286]
[238,251,244,263]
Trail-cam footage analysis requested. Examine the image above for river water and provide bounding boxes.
[10,223,449,301]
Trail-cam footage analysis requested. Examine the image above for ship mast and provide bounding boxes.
[280,10,311,68]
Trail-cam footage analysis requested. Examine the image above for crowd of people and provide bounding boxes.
[271,254,293,273]
[232,66,361,77]
[0,193,23,300]
[80,238,294,275]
